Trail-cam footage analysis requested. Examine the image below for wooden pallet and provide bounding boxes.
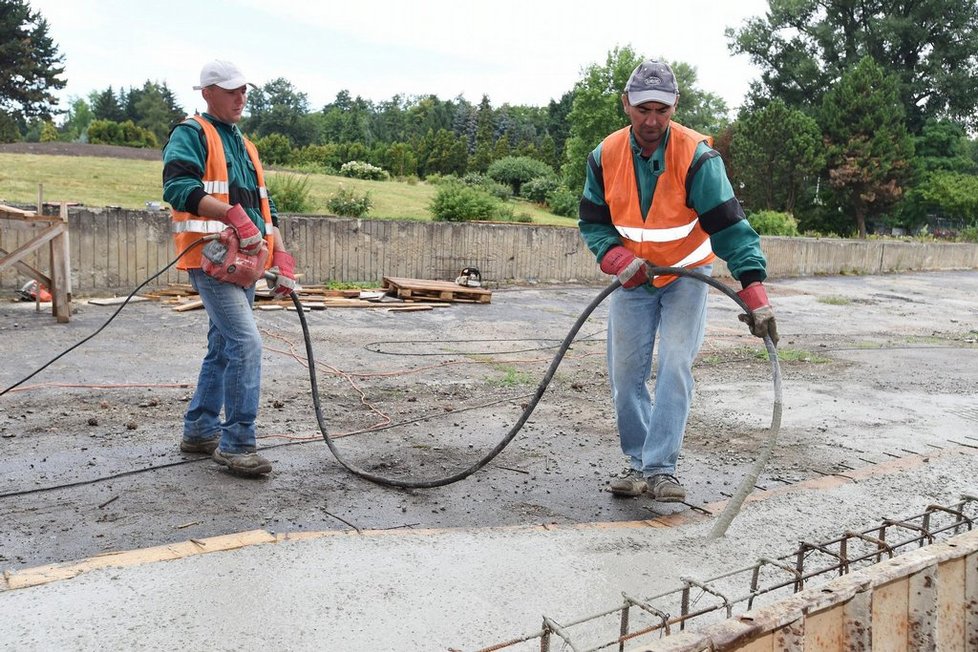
[382,276,492,304]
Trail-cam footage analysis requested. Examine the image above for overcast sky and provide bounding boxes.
[29,0,770,117]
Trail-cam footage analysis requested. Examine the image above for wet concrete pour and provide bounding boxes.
[1,271,977,580]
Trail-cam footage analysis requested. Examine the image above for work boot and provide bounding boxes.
[212,448,272,478]
[647,474,686,503]
[180,435,220,455]
[608,468,647,497]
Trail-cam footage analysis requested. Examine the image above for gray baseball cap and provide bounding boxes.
[624,60,678,106]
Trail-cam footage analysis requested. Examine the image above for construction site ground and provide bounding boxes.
[1,270,977,650]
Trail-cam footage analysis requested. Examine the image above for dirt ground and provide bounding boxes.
[0,142,162,161]
[1,271,977,573]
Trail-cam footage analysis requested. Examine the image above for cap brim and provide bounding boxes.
[193,79,257,90]
[627,90,677,106]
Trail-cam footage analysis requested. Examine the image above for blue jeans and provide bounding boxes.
[183,269,262,453]
[607,265,711,477]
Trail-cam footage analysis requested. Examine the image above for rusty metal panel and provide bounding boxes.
[966,550,978,652]
[908,565,938,649]
[872,578,909,651]
[937,558,966,652]
[842,587,872,650]
[772,618,803,651]
[804,606,844,651]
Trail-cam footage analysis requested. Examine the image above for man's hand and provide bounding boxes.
[737,282,779,346]
[224,204,263,256]
[266,249,297,298]
[599,246,648,289]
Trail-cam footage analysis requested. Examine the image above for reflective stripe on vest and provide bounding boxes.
[600,123,716,287]
[171,115,275,270]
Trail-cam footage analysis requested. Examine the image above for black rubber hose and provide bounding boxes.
[293,266,781,497]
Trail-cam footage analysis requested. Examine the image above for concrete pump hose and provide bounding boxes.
[293,265,782,538]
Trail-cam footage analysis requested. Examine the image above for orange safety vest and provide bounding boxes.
[171,115,275,270]
[600,122,716,287]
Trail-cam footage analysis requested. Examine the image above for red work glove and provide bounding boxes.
[737,282,779,346]
[266,249,297,298]
[224,204,263,256]
[599,245,648,289]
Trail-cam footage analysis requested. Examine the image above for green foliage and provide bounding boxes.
[521,176,561,203]
[266,173,313,213]
[242,78,312,146]
[820,57,915,238]
[546,187,579,217]
[429,182,506,222]
[0,111,20,143]
[38,120,57,142]
[339,160,390,181]
[560,46,642,191]
[0,0,65,122]
[253,133,294,166]
[87,119,158,148]
[460,172,512,200]
[728,0,978,133]
[293,143,342,170]
[902,171,978,229]
[487,156,554,195]
[326,185,373,218]
[747,210,800,236]
[730,99,825,213]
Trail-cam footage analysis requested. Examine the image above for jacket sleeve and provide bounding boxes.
[577,143,623,263]
[162,122,208,214]
[687,143,767,286]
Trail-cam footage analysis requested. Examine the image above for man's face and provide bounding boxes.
[202,85,248,124]
[621,95,677,152]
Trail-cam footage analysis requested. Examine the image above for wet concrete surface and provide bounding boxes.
[1,271,978,648]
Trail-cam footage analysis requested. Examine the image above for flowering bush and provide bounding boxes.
[339,160,390,181]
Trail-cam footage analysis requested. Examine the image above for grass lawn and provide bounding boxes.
[0,152,577,227]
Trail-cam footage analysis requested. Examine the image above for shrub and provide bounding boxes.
[748,210,800,236]
[521,176,561,203]
[339,160,389,181]
[460,172,512,200]
[546,187,579,218]
[253,133,294,166]
[487,156,555,195]
[293,143,342,170]
[429,182,502,222]
[87,119,158,148]
[266,173,313,213]
[326,185,372,218]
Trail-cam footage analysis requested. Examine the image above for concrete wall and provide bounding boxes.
[3,208,978,295]
[635,528,978,651]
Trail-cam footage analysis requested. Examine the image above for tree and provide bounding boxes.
[820,57,914,238]
[59,97,93,141]
[730,99,825,213]
[728,0,978,133]
[243,78,311,146]
[91,87,125,122]
[560,45,642,191]
[0,0,65,122]
[670,61,729,135]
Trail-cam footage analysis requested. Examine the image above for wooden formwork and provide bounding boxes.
[634,528,978,652]
[0,202,71,322]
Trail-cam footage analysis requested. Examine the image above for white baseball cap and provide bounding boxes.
[193,60,256,90]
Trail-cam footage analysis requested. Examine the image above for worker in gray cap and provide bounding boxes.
[578,59,777,502]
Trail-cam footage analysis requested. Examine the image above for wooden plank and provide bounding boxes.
[172,300,204,312]
[382,275,492,303]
